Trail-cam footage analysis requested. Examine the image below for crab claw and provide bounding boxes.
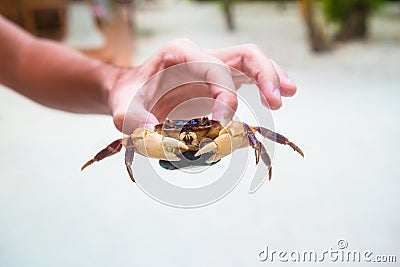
[195,140,217,155]
[131,128,189,161]
[195,121,247,163]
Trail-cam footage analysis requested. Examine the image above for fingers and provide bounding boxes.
[270,60,297,97]
[113,98,159,133]
[149,39,238,122]
[125,106,159,132]
[156,38,226,68]
[114,110,159,134]
[210,44,297,110]
[111,40,297,134]
[211,84,238,125]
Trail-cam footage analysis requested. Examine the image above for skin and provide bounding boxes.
[0,15,297,133]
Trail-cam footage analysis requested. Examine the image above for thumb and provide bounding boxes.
[114,105,159,134]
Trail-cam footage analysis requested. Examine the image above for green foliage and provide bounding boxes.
[322,0,386,23]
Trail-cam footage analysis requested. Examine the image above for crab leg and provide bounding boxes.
[81,139,123,171]
[259,141,273,180]
[242,123,273,179]
[253,126,304,157]
[243,123,261,164]
[124,135,135,183]
[244,123,273,179]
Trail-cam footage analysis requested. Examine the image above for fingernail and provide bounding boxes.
[221,111,234,125]
[273,88,281,99]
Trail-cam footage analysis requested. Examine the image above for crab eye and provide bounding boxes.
[200,117,209,126]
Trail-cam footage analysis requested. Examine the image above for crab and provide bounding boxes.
[81,117,304,183]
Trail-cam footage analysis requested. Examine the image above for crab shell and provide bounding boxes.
[129,119,250,163]
[81,117,303,182]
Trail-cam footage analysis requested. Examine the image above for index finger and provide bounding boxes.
[148,39,238,123]
[210,44,297,110]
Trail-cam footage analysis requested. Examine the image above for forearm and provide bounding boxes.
[0,16,121,114]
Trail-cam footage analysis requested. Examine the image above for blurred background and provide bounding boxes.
[0,0,399,266]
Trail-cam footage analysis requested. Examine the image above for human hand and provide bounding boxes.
[107,39,297,133]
